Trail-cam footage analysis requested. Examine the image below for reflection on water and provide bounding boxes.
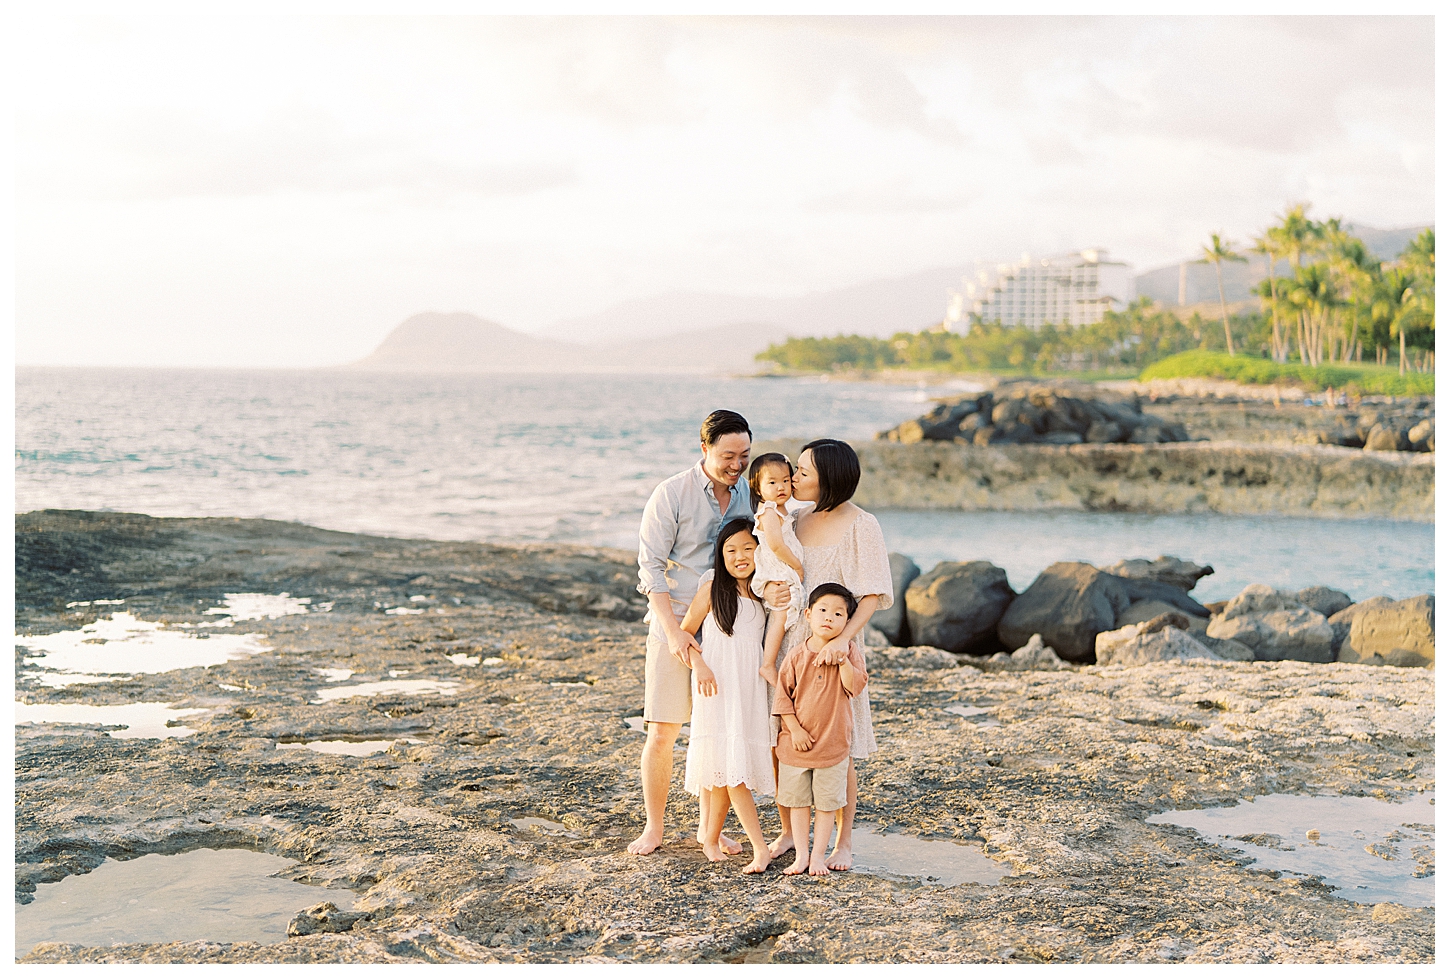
[16,612,267,687]
[14,848,353,957]
[849,828,1009,887]
[15,702,209,739]
[1148,792,1435,907]
[309,679,460,704]
[511,816,576,836]
[943,704,998,726]
[204,593,320,621]
[276,739,404,757]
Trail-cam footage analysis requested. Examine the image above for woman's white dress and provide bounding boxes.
[683,598,776,795]
[750,501,805,631]
[777,504,894,759]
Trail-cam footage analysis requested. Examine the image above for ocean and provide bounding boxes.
[16,367,1433,604]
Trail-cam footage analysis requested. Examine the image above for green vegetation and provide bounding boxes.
[1140,351,1434,397]
[757,204,1435,388]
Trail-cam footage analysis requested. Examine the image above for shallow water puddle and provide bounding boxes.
[276,739,400,757]
[17,612,267,687]
[314,668,354,683]
[15,702,209,739]
[309,679,459,704]
[447,653,480,666]
[13,847,354,958]
[850,829,1009,887]
[204,593,322,622]
[511,817,577,836]
[1148,793,1435,907]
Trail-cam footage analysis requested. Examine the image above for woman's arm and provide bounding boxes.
[756,507,803,577]
[678,579,713,636]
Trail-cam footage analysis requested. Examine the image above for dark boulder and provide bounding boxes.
[905,561,1015,654]
[1099,555,1214,592]
[997,561,1132,663]
[870,552,921,645]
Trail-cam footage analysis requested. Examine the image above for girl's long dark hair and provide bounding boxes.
[711,517,760,636]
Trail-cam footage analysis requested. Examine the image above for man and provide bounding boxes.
[628,409,754,856]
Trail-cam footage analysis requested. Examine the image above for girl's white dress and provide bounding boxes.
[750,501,805,631]
[683,597,776,795]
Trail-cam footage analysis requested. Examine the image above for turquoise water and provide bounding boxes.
[15,368,1431,603]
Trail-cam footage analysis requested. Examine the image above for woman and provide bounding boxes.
[768,438,892,871]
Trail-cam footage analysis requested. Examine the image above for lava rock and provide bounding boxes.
[1364,424,1410,452]
[1339,595,1435,668]
[870,553,921,645]
[1408,418,1434,452]
[287,902,369,937]
[1099,556,1215,592]
[1095,624,1221,667]
[1327,595,1396,655]
[869,645,959,670]
[905,561,1015,654]
[998,562,1132,663]
[1206,585,1333,663]
[1294,585,1353,618]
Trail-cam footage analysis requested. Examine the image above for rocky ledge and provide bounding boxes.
[757,439,1434,522]
[14,512,1435,964]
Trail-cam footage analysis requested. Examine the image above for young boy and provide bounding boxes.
[772,582,869,876]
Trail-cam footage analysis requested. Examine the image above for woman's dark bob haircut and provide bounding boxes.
[711,517,761,636]
[701,410,752,447]
[802,438,860,512]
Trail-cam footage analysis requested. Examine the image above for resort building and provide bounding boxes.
[946,249,1134,331]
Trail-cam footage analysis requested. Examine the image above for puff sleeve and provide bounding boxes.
[840,510,893,612]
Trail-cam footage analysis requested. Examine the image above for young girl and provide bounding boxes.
[745,453,804,686]
[679,518,775,873]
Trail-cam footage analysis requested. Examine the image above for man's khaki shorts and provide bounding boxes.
[775,757,849,812]
[644,618,692,725]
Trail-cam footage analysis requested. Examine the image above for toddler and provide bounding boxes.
[772,582,868,876]
[745,452,804,686]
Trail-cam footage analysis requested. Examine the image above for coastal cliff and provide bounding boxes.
[759,440,1434,522]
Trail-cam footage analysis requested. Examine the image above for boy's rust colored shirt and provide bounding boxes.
[772,639,868,769]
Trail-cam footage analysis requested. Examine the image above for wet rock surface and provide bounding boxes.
[15,512,1435,963]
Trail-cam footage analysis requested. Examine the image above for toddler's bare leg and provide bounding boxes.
[725,784,770,873]
[758,609,785,686]
[809,808,836,876]
[700,787,731,862]
[782,807,813,875]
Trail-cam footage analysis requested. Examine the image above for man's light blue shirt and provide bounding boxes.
[637,460,754,620]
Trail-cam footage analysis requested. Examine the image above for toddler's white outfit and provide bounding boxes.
[750,501,805,631]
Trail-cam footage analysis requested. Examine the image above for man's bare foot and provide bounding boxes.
[628,829,663,855]
[767,833,794,859]
[782,856,809,876]
[742,852,770,874]
[701,839,728,863]
[826,844,853,871]
[808,857,831,876]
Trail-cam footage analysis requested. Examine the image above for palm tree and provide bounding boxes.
[1276,203,1319,269]
[1251,233,1288,361]
[1201,233,1247,355]
[1392,229,1436,374]
[1286,263,1337,366]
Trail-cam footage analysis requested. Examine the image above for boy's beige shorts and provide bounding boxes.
[776,757,849,812]
[644,619,692,725]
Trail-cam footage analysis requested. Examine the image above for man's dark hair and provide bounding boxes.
[802,438,860,512]
[710,517,761,635]
[808,581,857,619]
[701,410,752,447]
[746,452,792,510]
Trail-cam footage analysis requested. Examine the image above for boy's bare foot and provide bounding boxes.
[701,839,728,863]
[742,852,770,874]
[781,856,809,876]
[808,857,831,877]
[826,843,853,871]
[627,829,663,855]
[767,833,794,859]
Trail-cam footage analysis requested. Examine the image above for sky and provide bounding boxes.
[13,14,1436,367]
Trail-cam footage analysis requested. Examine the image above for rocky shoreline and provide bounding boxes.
[14,511,1435,963]
[759,439,1434,522]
